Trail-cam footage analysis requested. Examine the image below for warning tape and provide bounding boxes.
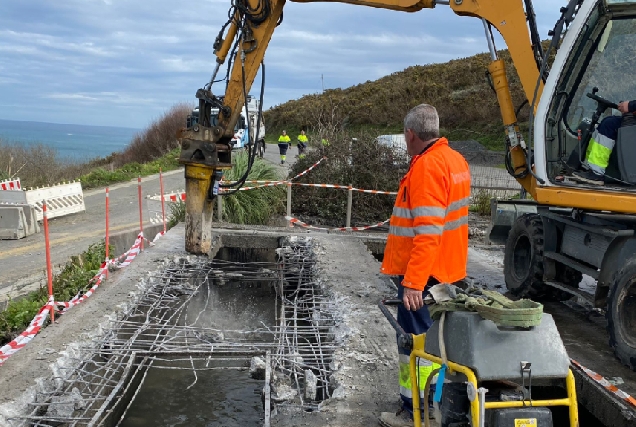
[290,156,327,180]
[0,231,164,365]
[285,216,389,232]
[571,359,636,408]
[0,297,53,364]
[0,178,21,191]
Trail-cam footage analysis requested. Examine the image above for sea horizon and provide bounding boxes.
[0,118,141,161]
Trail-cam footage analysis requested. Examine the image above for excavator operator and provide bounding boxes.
[379,104,471,427]
[567,100,636,185]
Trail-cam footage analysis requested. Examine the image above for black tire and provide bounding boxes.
[606,260,636,370]
[504,214,548,298]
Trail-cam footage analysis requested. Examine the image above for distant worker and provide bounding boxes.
[297,130,308,156]
[570,100,636,185]
[379,104,471,427]
[278,130,291,164]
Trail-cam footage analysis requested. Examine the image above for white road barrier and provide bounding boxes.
[0,178,21,191]
[147,190,185,224]
[0,181,86,222]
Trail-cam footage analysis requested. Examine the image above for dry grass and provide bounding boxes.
[113,103,192,167]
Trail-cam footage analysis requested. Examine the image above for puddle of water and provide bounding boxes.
[120,360,264,427]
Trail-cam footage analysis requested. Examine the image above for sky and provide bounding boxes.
[0,0,562,129]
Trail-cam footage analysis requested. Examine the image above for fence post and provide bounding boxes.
[43,200,54,323]
[286,181,292,226]
[346,184,353,228]
[138,176,144,250]
[105,187,109,279]
[217,195,223,222]
[160,169,166,233]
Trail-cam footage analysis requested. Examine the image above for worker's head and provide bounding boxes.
[301,130,305,135]
[282,130,287,135]
[404,104,439,156]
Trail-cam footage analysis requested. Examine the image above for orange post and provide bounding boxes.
[42,200,54,323]
[138,176,144,250]
[160,168,166,234]
[105,187,110,278]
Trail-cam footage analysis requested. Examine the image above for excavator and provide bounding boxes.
[178,0,636,391]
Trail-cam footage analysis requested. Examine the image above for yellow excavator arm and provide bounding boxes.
[179,0,548,253]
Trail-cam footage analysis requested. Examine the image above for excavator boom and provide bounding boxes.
[180,0,545,253]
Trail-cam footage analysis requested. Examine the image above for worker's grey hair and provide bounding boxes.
[404,104,439,142]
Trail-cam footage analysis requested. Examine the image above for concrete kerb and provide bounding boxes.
[109,223,164,256]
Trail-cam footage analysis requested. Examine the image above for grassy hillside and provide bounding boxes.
[264,50,529,151]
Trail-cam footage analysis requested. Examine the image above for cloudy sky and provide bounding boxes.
[0,0,562,129]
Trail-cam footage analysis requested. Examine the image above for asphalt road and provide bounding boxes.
[0,147,296,302]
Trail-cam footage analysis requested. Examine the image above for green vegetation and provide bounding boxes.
[168,200,186,229]
[264,50,529,152]
[470,189,493,216]
[221,151,285,224]
[79,147,181,189]
[0,242,109,344]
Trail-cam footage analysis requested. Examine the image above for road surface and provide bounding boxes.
[0,146,295,303]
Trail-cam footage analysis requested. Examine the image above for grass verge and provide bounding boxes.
[78,148,181,189]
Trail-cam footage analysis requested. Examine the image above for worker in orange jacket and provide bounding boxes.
[379,104,470,427]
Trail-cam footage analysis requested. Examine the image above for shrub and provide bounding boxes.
[114,103,192,167]
[221,151,285,224]
[288,124,406,226]
[471,189,493,216]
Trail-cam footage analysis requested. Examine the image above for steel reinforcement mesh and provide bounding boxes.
[12,236,336,427]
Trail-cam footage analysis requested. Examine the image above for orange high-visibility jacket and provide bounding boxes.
[381,138,470,291]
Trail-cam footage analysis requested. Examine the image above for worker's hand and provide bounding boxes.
[403,287,424,311]
[618,101,630,114]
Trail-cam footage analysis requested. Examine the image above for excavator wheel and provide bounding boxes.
[503,213,564,300]
[606,258,636,370]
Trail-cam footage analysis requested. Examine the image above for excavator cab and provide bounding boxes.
[541,1,636,190]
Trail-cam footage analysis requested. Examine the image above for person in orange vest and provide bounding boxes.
[379,104,470,427]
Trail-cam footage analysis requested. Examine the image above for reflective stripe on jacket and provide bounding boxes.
[278,135,291,143]
[380,137,470,291]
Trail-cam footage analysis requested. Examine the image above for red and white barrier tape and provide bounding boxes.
[0,296,53,364]
[290,157,327,180]
[571,359,636,407]
[286,216,389,232]
[0,231,164,365]
[0,178,21,191]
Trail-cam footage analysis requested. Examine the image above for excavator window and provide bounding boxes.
[545,9,636,186]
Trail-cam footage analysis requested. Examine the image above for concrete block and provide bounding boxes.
[0,203,40,236]
[0,207,28,240]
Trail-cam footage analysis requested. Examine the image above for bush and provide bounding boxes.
[288,125,406,226]
[114,103,192,167]
[471,189,493,216]
[221,151,285,224]
[0,241,109,344]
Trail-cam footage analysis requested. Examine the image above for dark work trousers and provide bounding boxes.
[396,276,437,415]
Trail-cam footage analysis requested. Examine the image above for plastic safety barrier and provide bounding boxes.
[0,178,21,191]
[25,181,86,221]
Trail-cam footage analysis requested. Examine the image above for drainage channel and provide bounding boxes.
[15,236,336,427]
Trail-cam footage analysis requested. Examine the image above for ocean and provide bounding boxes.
[0,119,140,161]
